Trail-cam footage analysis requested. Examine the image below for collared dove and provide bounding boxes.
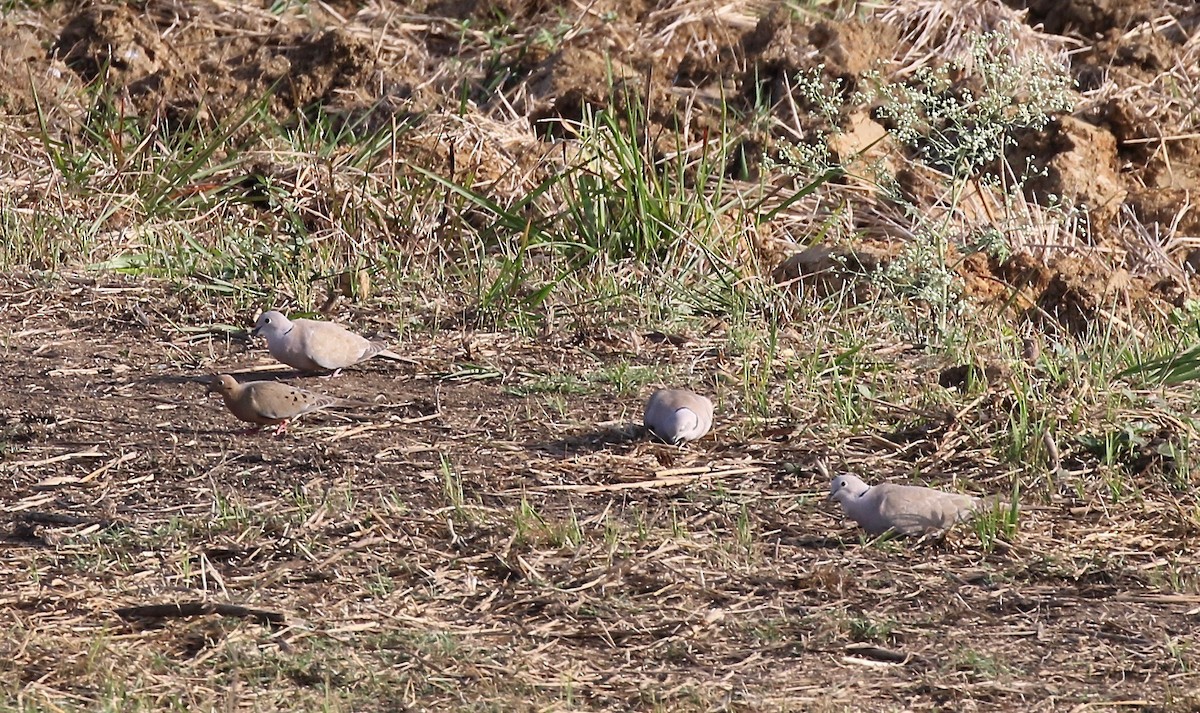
[643,389,714,445]
[828,474,982,536]
[251,310,407,374]
[207,374,339,434]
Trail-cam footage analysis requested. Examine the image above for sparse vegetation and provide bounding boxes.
[3,0,1200,710]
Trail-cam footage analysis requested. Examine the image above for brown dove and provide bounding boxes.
[251,310,407,375]
[643,389,714,445]
[207,374,339,434]
[828,474,986,536]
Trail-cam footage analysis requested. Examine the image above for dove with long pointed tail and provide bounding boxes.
[207,374,340,434]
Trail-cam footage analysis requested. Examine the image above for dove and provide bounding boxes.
[828,474,984,536]
[251,310,407,375]
[207,374,339,434]
[643,389,714,445]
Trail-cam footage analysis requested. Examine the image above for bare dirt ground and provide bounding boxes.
[5,275,1200,710]
[4,0,1200,710]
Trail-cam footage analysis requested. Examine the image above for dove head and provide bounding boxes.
[828,474,871,505]
[669,407,702,445]
[207,374,238,395]
[251,310,293,341]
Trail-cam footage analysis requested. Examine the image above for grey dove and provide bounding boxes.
[207,374,339,434]
[828,474,983,536]
[643,389,714,445]
[251,310,406,374]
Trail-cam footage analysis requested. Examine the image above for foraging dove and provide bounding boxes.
[828,474,983,536]
[643,389,714,445]
[251,310,406,374]
[207,374,339,434]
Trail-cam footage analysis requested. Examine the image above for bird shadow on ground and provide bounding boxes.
[137,369,303,388]
[531,423,647,456]
[215,368,310,382]
[138,374,213,387]
[778,534,855,550]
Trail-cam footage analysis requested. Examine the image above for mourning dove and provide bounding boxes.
[643,389,714,445]
[207,374,339,434]
[251,310,407,374]
[828,474,984,536]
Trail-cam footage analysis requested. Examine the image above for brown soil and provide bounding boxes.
[5,275,1200,710]
[4,0,1194,287]
[5,0,1200,708]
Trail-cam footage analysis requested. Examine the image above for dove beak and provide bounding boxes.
[250,326,261,338]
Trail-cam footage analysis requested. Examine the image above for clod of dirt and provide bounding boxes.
[1149,276,1187,308]
[806,20,895,81]
[938,362,1008,391]
[1083,98,1160,163]
[266,29,376,113]
[521,47,646,135]
[958,251,1035,310]
[964,251,1158,335]
[1069,19,1200,194]
[0,25,81,117]
[1010,0,1147,37]
[1128,186,1200,248]
[747,14,895,102]
[740,8,808,89]
[1034,256,1139,335]
[1109,29,1176,72]
[53,5,168,86]
[528,46,638,126]
[1011,116,1126,231]
[659,3,757,90]
[828,111,895,176]
[989,251,1047,292]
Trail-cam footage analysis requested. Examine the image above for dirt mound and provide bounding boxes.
[0,22,80,117]
[961,250,1151,335]
[2,0,1199,327]
[49,3,382,126]
[1013,0,1149,36]
[54,5,169,85]
[1011,116,1126,229]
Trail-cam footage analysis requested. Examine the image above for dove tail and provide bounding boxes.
[976,493,1019,518]
[374,348,417,364]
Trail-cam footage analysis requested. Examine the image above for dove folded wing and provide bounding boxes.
[829,474,986,536]
[245,382,338,421]
[871,485,980,535]
[296,320,377,370]
[252,310,400,373]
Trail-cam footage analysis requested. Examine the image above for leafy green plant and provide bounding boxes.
[774,32,1076,342]
[973,484,1021,552]
[863,33,1074,175]
[1118,342,1200,385]
[847,615,895,643]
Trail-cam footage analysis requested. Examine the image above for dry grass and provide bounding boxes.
[4,0,1200,710]
[4,269,1200,710]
